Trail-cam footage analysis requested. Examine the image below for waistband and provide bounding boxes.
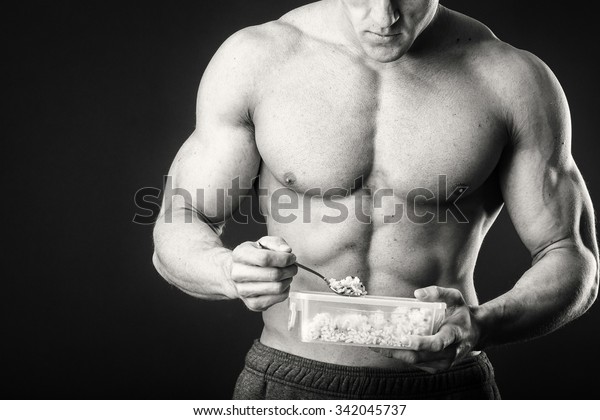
[244,340,497,398]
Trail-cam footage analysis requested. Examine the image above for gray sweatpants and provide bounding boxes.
[233,340,500,400]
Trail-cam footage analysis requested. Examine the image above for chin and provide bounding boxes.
[364,45,407,63]
[360,35,414,63]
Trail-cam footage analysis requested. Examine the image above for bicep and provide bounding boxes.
[500,143,594,260]
[165,125,259,224]
[499,54,596,261]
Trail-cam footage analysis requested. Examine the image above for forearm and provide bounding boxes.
[152,208,238,300]
[475,245,598,349]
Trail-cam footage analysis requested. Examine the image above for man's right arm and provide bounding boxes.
[152,27,297,310]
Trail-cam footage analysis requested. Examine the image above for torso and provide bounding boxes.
[248,4,508,367]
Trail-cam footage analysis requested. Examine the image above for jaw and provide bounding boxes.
[363,46,407,63]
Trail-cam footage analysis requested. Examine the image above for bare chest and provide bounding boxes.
[253,54,506,198]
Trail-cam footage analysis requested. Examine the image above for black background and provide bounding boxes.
[5,0,599,399]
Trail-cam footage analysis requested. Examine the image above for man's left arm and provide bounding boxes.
[473,52,598,347]
[378,51,598,371]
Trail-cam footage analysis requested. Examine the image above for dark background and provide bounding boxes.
[5,0,599,399]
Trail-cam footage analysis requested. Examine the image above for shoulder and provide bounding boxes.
[197,14,307,114]
[209,0,335,70]
[474,42,568,139]
[207,1,325,73]
[442,8,567,131]
[442,7,559,91]
[196,3,321,118]
[206,22,302,75]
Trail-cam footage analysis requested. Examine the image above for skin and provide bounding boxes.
[152,0,599,372]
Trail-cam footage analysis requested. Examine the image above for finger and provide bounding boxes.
[394,347,456,365]
[232,263,298,282]
[415,360,454,374]
[372,346,457,365]
[235,278,293,297]
[401,325,460,352]
[241,292,289,312]
[414,365,438,374]
[256,236,292,253]
[414,286,465,306]
[453,342,474,364]
[233,242,297,267]
[369,347,394,358]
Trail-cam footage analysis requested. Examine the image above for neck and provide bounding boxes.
[408,5,447,57]
[328,0,371,59]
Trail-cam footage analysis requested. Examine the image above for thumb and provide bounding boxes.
[414,286,465,306]
[256,236,292,253]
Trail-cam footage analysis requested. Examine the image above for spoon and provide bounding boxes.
[255,240,367,297]
[295,262,342,293]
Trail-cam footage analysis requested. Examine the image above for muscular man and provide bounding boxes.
[152,0,598,399]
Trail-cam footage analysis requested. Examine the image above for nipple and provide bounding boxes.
[283,172,296,186]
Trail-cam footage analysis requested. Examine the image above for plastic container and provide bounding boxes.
[288,291,446,349]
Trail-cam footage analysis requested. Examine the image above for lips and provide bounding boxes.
[365,31,401,43]
[370,32,400,37]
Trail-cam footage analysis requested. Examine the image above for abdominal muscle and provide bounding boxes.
[257,186,490,368]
